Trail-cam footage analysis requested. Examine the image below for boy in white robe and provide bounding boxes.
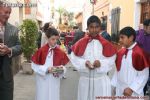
[31,28,69,100]
[70,15,117,100]
[111,27,150,97]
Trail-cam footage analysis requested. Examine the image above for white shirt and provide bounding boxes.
[111,42,149,96]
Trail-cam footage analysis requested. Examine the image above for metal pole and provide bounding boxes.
[92,3,94,15]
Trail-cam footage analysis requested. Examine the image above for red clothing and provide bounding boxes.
[70,32,75,36]
[72,34,117,57]
[116,44,150,71]
[32,44,69,66]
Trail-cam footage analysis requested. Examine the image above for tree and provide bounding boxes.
[20,19,38,62]
[63,10,75,27]
[56,7,65,24]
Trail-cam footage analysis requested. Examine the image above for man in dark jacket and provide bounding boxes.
[0,1,22,100]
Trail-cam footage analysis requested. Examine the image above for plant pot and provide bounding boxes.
[22,61,33,75]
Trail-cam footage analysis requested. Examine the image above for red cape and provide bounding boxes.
[72,34,117,57]
[32,44,69,66]
[116,44,150,71]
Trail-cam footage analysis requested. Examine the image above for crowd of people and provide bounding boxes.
[0,0,150,100]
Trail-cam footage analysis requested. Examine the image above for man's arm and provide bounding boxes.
[10,28,22,57]
[0,27,22,57]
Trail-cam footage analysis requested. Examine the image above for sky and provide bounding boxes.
[54,0,86,13]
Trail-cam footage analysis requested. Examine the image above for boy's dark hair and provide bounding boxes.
[87,15,101,27]
[43,22,50,32]
[60,32,66,37]
[143,19,150,26]
[45,28,59,38]
[119,26,136,41]
[73,26,78,29]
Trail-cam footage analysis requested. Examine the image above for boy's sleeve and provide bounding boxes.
[129,67,149,95]
[111,71,117,87]
[96,54,116,73]
[31,62,48,76]
[70,52,89,72]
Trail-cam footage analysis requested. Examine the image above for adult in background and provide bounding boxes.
[136,19,150,96]
[70,26,78,36]
[72,26,85,45]
[100,23,111,42]
[0,1,22,100]
[36,27,42,49]
[41,23,50,47]
[136,19,150,54]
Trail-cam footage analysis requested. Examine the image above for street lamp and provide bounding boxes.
[90,0,97,15]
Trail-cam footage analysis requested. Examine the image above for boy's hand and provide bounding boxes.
[56,66,64,74]
[49,66,64,74]
[48,67,53,73]
[123,88,133,96]
[85,60,94,70]
[93,60,101,68]
[53,73,59,77]
[111,86,116,96]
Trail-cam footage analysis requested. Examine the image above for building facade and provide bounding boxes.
[82,0,150,41]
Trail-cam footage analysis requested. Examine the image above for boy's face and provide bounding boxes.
[88,22,101,36]
[119,34,134,48]
[48,35,58,47]
[60,39,65,44]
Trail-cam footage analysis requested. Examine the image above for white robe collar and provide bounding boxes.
[127,42,137,50]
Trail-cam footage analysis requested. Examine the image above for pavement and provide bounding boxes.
[14,63,80,100]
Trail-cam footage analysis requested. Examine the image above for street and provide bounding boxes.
[14,65,80,100]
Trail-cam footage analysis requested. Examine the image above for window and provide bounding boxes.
[141,2,150,23]
[111,7,121,42]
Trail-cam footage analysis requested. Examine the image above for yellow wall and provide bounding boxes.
[110,0,135,30]
[94,0,111,34]
[94,0,135,34]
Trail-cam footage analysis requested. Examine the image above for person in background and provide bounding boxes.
[36,27,42,49]
[59,37,67,53]
[72,28,85,45]
[139,24,144,30]
[100,23,111,41]
[0,1,22,100]
[59,37,67,79]
[136,19,150,54]
[60,32,66,38]
[136,19,150,96]
[70,26,79,36]
[67,30,71,35]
